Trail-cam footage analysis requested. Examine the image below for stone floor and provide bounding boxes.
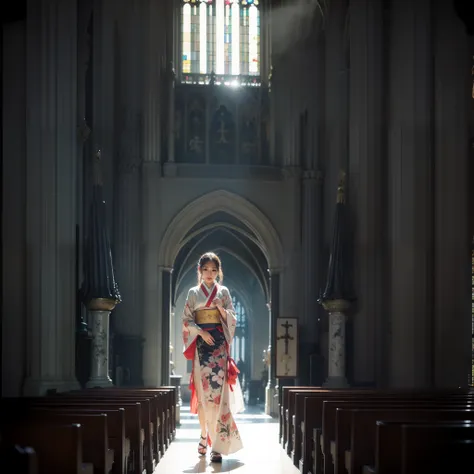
[154,405,300,473]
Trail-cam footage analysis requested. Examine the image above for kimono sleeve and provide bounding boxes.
[182,289,201,347]
[220,286,237,344]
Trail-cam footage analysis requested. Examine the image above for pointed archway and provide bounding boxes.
[158,189,284,271]
[157,190,283,412]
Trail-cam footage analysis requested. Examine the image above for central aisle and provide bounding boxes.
[154,405,301,473]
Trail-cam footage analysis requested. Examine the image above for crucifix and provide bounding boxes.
[277,320,294,376]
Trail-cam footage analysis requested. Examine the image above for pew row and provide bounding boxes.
[0,386,177,474]
[279,386,474,474]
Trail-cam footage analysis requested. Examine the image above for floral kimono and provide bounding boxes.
[182,282,244,455]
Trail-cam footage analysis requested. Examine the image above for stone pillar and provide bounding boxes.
[23,0,80,395]
[141,0,164,388]
[324,0,348,182]
[301,170,323,383]
[2,20,26,397]
[348,0,385,385]
[266,271,279,417]
[141,199,161,388]
[323,0,349,377]
[167,66,176,166]
[387,0,434,388]
[86,308,114,388]
[161,269,172,385]
[113,3,143,344]
[322,300,350,387]
[432,1,471,388]
[165,0,176,170]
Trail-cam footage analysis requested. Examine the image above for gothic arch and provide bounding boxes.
[158,190,284,270]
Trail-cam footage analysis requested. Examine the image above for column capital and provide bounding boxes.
[321,299,351,313]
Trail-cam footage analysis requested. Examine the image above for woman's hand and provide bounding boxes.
[199,330,215,345]
[212,297,224,309]
[213,298,226,315]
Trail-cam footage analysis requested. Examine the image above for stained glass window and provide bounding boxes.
[181,0,261,86]
[231,295,248,364]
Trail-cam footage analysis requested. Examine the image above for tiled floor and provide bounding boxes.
[154,405,300,473]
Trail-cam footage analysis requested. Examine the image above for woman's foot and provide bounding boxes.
[210,451,222,463]
[198,435,207,456]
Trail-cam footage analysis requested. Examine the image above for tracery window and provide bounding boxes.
[231,294,248,364]
[181,0,261,86]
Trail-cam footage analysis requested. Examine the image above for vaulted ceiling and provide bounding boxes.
[171,211,270,306]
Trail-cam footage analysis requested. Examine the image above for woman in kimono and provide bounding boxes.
[182,252,244,463]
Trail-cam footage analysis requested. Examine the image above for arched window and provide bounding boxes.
[181,0,261,86]
[231,294,248,367]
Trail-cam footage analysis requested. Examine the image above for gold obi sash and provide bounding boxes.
[195,308,221,324]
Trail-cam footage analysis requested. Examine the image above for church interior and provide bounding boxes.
[2,0,474,472]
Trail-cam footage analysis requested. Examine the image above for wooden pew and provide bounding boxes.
[325,397,474,473]
[292,392,334,468]
[60,391,156,471]
[281,386,319,445]
[154,386,177,440]
[32,407,127,474]
[69,388,170,459]
[107,387,175,448]
[5,397,144,474]
[294,390,378,474]
[0,400,126,474]
[373,419,474,474]
[0,444,38,474]
[73,386,176,454]
[287,389,332,455]
[0,421,90,474]
[298,390,472,474]
[28,411,113,474]
[344,406,474,474]
[401,423,474,474]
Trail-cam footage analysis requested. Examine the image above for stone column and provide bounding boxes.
[324,0,348,184]
[161,269,172,385]
[387,0,434,388]
[165,0,177,171]
[432,1,471,388]
[23,0,80,395]
[167,67,176,167]
[141,0,164,388]
[301,170,323,383]
[323,300,349,387]
[86,302,116,388]
[348,0,385,385]
[323,0,349,380]
[114,3,142,314]
[113,3,143,385]
[266,271,279,417]
[141,205,161,388]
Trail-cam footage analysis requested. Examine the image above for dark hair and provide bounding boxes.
[197,252,224,285]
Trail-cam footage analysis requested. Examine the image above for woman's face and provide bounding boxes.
[200,261,218,285]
